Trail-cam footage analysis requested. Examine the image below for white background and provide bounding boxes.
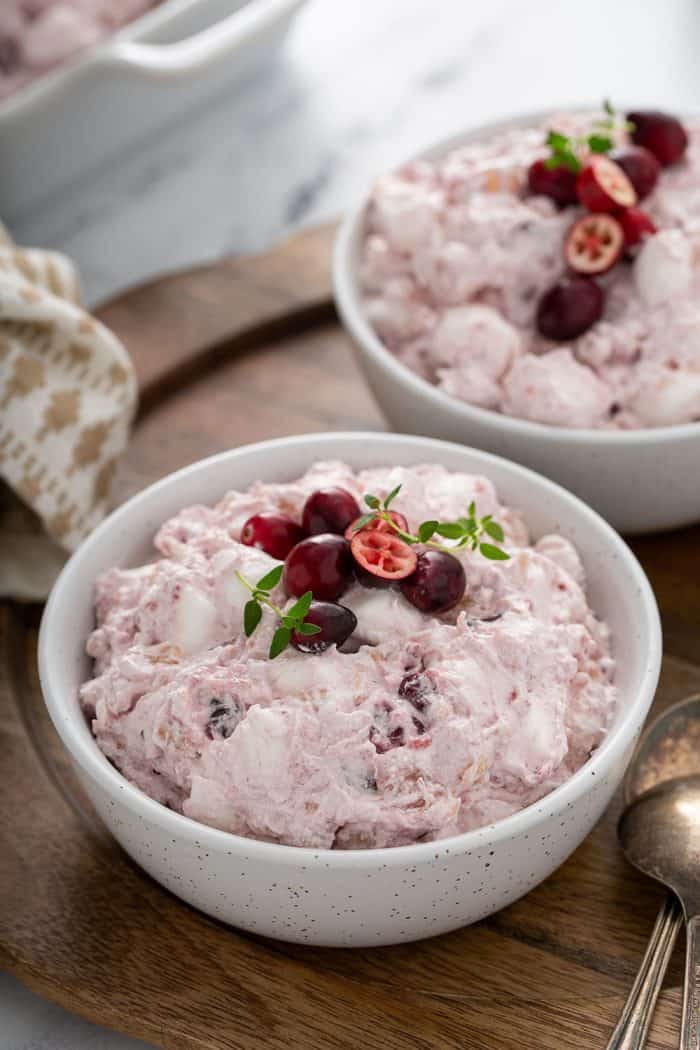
[3,0,698,1045]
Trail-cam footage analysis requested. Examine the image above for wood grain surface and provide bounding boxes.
[1,223,699,1050]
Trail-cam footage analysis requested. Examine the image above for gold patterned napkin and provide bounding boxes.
[0,223,137,601]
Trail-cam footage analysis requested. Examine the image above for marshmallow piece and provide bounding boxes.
[170,584,218,657]
[502,349,612,429]
[631,367,700,426]
[432,304,521,377]
[634,230,693,307]
[341,585,424,645]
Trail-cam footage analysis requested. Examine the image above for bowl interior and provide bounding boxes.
[40,432,660,849]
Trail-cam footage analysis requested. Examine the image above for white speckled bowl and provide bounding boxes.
[333,110,700,534]
[39,432,661,947]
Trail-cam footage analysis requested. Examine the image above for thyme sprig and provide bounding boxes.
[544,99,634,173]
[236,565,321,659]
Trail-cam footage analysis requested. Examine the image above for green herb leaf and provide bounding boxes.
[457,517,478,534]
[435,522,465,540]
[483,520,505,542]
[418,520,439,542]
[298,622,322,636]
[269,625,292,659]
[383,484,402,509]
[588,132,613,154]
[468,501,476,518]
[603,97,615,117]
[288,590,313,621]
[256,564,283,592]
[364,494,381,509]
[547,130,570,151]
[479,542,510,561]
[243,600,262,637]
[351,512,377,532]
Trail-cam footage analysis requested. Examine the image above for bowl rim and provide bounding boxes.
[39,431,662,867]
[333,105,700,446]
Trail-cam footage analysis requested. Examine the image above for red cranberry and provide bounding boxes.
[370,724,405,754]
[576,156,636,212]
[628,110,688,167]
[302,487,360,536]
[610,146,660,200]
[619,207,657,249]
[536,275,604,341]
[344,510,409,540]
[241,513,304,560]
[398,671,435,712]
[283,534,353,601]
[564,213,624,275]
[350,529,417,582]
[527,159,578,207]
[291,601,357,653]
[400,550,466,614]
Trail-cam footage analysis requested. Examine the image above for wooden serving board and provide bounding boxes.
[2,223,700,1050]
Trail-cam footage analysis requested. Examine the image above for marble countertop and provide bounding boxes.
[3,0,700,1045]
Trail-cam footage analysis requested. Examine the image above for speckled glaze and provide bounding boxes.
[333,111,700,534]
[39,433,661,946]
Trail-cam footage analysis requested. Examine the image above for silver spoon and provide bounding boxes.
[606,694,700,1050]
[620,774,700,1049]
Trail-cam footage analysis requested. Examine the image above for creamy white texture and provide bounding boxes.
[360,114,700,429]
[81,462,616,848]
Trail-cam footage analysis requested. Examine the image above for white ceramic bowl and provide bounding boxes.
[333,110,700,535]
[39,432,661,947]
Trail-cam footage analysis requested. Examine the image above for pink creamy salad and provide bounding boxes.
[0,1,162,100]
[360,114,700,429]
[80,462,616,849]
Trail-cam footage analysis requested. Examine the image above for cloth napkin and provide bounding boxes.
[0,223,137,601]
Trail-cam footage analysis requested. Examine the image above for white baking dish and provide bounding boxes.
[0,0,306,226]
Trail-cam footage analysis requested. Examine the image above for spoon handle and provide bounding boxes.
[606,892,683,1050]
[681,915,700,1049]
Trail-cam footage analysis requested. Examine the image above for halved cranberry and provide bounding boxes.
[291,601,357,653]
[350,530,417,582]
[536,275,604,341]
[302,488,360,536]
[344,510,409,540]
[564,213,624,275]
[576,156,637,212]
[398,671,435,711]
[283,534,353,601]
[527,159,579,207]
[400,550,466,614]
[628,110,688,167]
[240,513,304,560]
[619,207,657,249]
[610,146,660,200]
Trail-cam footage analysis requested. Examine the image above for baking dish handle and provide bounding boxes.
[96,0,305,79]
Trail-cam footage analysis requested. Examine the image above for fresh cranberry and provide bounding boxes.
[628,110,688,167]
[619,207,657,249]
[302,487,360,536]
[344,510,409,540]
[536,275,604,341]
[350,529,417,582]
[283,534,353,601]
[610,146,660,200]
[564,213,624,275]
[240,513,304,560]
[527,159,578,207]
[291,601,357,653]
[400,551,466,614]
[398,671,435,712]
[576,156,637,213]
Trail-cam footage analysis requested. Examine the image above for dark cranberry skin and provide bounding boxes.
[610,146,660,200]
[628,110,688,167]
[536,275,604,341]
[240,512,304,560]
[400,551,466,614]
[283,534,353,601]
[302,487,361,536]
[291,600,357,653]
[527,159,578,207]
[398,671,435,712]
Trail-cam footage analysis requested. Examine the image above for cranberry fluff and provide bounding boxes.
[80,461,617,850]
[360,105,699,429]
